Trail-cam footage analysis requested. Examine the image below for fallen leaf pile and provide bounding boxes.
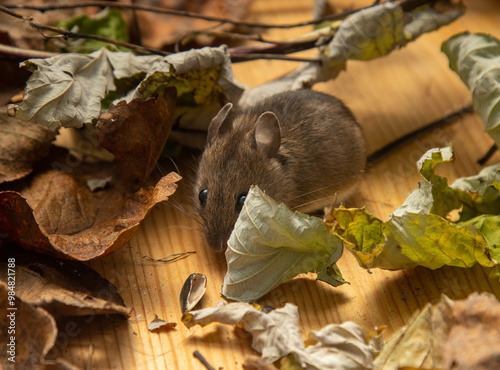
[0,282,79,369]
[0,145,181,260]
[0,246,130,316]
[183,301,384,369]
[0,245,129,369]
[1,2,500,368]
[325,146,500,277]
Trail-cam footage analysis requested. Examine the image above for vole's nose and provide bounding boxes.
[206,229,231,252]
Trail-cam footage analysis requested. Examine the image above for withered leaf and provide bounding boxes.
[96,88,177,181]
[0,148,181,260]
[373,295,453,369]
[147,315,177,331]
[374,293,500,370]
[0,245,130,316]
[0,282,78,369]
[0,111,56,184]
[183,301,383,368]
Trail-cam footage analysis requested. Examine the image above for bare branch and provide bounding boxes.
[0,5,171,56]
[229,53,321,63]
[0,43,57,61]
[3,1,357,29]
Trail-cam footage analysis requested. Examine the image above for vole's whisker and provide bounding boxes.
[165,225,204,232]
[285,183,339,203]
[162,201,204,226]
[164,155,181,176]
[290,194,338,211]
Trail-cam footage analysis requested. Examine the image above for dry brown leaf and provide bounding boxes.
[0,246,130,316]
[133,0,253,49]
[0,111,56,184]
[96,88,177,182]
[0,282,78,369]
[147,315,177,331]
[442,293,500,369]
[0,147,181,260]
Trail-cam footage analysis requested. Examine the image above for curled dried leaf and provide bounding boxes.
[0,282,78,369]
[0,112,55,184]
[0,246,130,316]
[222,185,344,302]
[0,148,181,260]
[96,88,177,181]
[375,293,500,370]
[180,273,207,312]
[183,301,383,369]
[147,315,177,332]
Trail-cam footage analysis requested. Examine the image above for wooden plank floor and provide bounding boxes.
[58,0,500,368]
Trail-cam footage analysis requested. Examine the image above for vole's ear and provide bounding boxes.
[207,103,233,145]
[254,111,281,158]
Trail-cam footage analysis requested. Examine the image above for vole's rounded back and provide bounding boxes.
[194,89,366,251]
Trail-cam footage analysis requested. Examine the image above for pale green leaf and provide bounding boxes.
[325,147,499,275]
[325,2,404,65]
[55,8,129,53]
[16,46,246,130]
[316,264,349,287]
[17,49,116,129]
[414,147,500,220]
[458,214,500,279]
[240,1,463,107]
[222,186,344,302]
[442,32,500,146]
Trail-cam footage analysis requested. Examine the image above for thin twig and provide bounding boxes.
[142,251,196,263]
[176,29,285,53]
[4,0,370,29]
[477,144,498,166]
[230,53,321,63]
[129,0,143,46]
[229,40,322,59]
[367,105,475,164]
[0,4,323,63]
[0,43,57,60]
[0,5,171,56]
[1,0,443,62]
[3,0,436,29]
[193,351,216,370]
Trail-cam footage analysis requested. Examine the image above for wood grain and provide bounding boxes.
[57,0,500,368]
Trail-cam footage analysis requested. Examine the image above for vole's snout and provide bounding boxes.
[204,228,232,252]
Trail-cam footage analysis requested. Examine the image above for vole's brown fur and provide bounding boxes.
[194,89,366,251]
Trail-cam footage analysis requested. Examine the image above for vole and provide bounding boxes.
[194,89,367,251]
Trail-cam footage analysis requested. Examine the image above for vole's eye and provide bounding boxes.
[236,192,248,211]
[199,189,208,208]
